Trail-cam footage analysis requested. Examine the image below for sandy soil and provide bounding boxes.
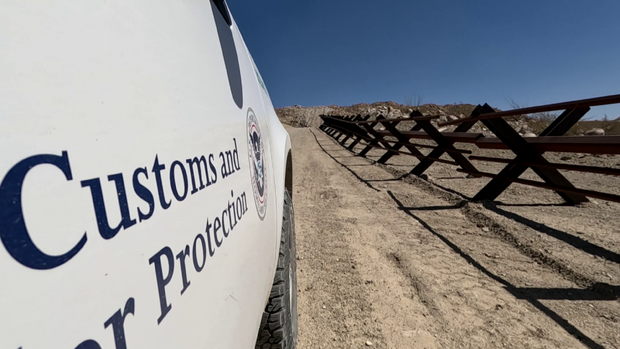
[289,125,620,349]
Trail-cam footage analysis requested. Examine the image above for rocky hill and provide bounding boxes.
[276,102,478,128]
[276,101,620,136]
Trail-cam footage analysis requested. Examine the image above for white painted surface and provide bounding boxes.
[0,1,289,348]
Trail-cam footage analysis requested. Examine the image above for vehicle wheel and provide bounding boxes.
[255,188,298,349]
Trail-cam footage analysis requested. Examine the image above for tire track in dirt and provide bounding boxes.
[378,162,618,292]
[290,126,619,348]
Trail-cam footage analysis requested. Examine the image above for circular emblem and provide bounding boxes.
[247,108,267,220]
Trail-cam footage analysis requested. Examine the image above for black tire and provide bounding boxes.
[255,188,298,349]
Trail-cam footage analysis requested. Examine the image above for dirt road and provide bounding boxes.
[289,126,620,349]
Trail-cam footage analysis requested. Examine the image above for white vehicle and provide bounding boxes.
[0,1,297,348]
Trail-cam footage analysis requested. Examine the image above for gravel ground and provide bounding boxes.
[289,125,620,349]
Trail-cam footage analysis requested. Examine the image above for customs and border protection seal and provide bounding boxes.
[247,108,267,220]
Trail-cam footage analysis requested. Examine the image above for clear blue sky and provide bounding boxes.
[228,0,620,118]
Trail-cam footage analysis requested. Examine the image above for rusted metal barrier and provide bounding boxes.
[319,94,620,205]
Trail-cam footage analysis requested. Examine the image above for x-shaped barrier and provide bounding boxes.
[469,105,591,204]
[340,115,371,147]
[321,111,482,176]
[365,108,488,176]
[376,110,424,163]
[320,93,620,205]
[407,106,486,176]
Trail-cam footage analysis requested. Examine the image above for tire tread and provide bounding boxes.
[255,189,297,349]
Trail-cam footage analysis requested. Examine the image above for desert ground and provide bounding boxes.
[289,125,620,349]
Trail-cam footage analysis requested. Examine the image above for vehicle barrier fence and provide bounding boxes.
[318,94,620,205]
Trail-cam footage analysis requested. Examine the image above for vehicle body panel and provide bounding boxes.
[0,1,289,348]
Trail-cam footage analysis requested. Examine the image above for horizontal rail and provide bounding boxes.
[329,126,472,155]
[398,142,471,154]
[469,155,620,176]
[375,139,472,154]
[439,93,620,126]
[357,140,458,166]
[475,135,620,154]
[375,130,484,143]
[321,93,620,206]
[457,169,620,203]
[350,115,439,124]
[322,115,438,124]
